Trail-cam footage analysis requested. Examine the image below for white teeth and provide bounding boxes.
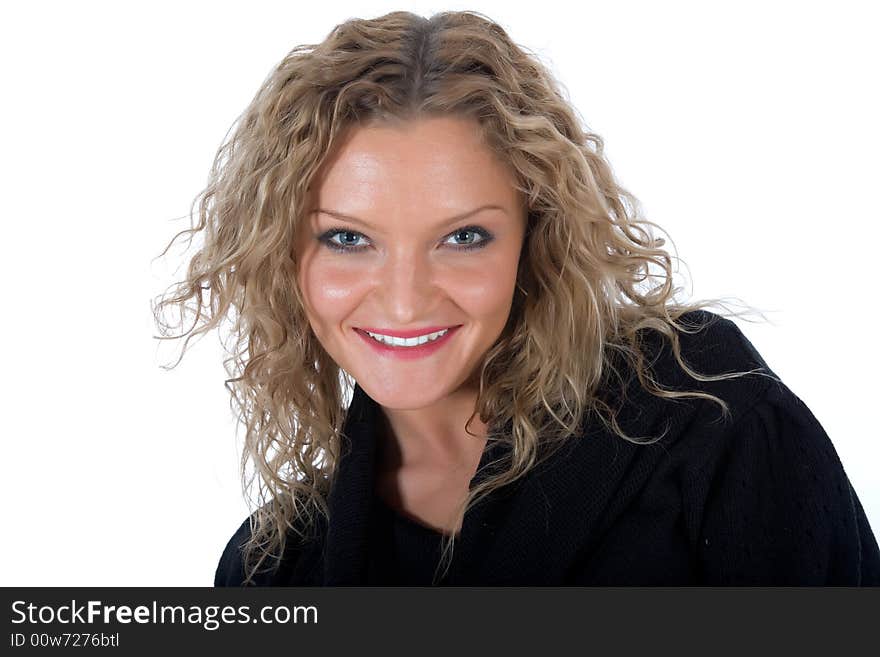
[365,328,450,347]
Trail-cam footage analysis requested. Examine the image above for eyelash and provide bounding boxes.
[317,225,494,254]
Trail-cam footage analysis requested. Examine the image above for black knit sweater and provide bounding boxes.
[215,311,880,585]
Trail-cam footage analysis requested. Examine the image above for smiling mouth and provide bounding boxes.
[357,326,457,347]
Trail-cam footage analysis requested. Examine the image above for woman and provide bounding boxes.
[153,10,879,585]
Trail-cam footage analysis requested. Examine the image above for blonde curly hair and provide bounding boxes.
[152,9,774,585]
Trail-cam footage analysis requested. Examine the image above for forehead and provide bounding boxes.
[313,116,519,208]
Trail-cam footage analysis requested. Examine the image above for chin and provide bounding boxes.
[357,378,453,408]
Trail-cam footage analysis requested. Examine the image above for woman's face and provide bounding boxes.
[295,115,526,408]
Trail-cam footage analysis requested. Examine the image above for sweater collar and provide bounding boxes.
[319,348,681,585]
[320,381,379,584]
[320,381,516,584]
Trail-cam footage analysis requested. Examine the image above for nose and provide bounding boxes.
[376,249,439,322]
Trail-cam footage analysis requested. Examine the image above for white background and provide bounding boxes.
[1,0,876,586]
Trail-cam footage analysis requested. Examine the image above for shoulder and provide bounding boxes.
[557,310,879,583]
[214,514,255,586]
[655,309,777,389]
[214,507,317,587]
[645,310,840,484]
[660,310,783,426]
[596,310,780,451]
[690,366,880,583]
[628,315,880,583]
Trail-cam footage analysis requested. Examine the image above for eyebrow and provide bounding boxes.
[312,205,507,230]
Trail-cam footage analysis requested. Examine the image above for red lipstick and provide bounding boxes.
[354,325,462,360]
[356,325,460,339]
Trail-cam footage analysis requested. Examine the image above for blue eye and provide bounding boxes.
[317,225,494,254]
[447,227,491,249]
[321,229,367,252]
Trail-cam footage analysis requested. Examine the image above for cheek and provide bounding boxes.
[298,260,362,329]
[451,274,515,318]
[445,253,519,319]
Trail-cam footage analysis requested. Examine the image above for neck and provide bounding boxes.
[375,386,489,473]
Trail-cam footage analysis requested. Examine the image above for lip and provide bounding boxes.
[356,325,460,339]
[354,325,461,360]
